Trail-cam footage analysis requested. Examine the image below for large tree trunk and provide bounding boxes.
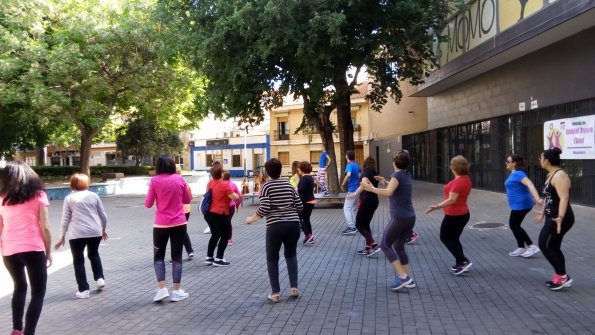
[79,127,100,176]
[35,143,45,166]
[334,75,354,182]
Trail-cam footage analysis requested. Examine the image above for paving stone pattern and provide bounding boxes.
[1,181,594,334]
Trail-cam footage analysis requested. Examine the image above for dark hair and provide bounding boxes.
[394,150,410,170]
[222,171,231,180]
[156,156,176,175]
[70,173,90,191]
[362,157,376,173]
[210,161,223,180]
[291,161,299,175]
[509,154,527,170]
[543,147,562,166]
[346,150,355,161]
[0,161,44,206]
[298,161,312,174]
[265,158,282,179]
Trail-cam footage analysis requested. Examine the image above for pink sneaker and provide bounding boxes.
[227,239,233,246]
[11,329,23,335]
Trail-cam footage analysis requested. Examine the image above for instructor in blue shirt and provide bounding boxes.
[341,150,361,235]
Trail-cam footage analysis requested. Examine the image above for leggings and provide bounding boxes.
[204,211,231,259]
[183,213,193,254]
[380,214,415,264]
[539,216,574,275]
[228,206,236,239]
[316,168,327,193]
[266,221,300,293]
[439,212,470,265]
[153,224,186,283]
[355,198,379,245]
[509,208,533,248]
[299,203,315,236]
[69,236,104,292]
[3,251,47,335]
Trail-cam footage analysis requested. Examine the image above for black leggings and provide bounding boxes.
[539,216,574,275]
[380,214,415,264]
[3,251,47,335]
[508,208,533,248]
[266,221,300,293]
[355,198,379,245]
[439,213,470,265]
[299,203,315,236]
[204,211,231,259]
[183,213,193,254]
[153,225,186,283]
[69,236,104,292]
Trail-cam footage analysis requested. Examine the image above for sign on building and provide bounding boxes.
[543,115,595,159]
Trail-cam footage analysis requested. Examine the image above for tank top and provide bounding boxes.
[543,169,574,220]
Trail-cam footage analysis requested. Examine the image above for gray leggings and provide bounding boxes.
[266,221,300,293]
[380,215,416,264]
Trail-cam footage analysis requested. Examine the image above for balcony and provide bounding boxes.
[273,130,290,141]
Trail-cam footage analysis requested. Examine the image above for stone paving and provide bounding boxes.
[1,181,594,335]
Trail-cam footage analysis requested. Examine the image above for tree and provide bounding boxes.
[116,116,183,168]
[160,0,450,192]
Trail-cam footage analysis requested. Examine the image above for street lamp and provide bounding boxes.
[243,126,248,177]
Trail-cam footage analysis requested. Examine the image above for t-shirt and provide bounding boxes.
[145,174,191,226]
[0,191,49,256]
[207,179,234,215]
[504,170,533,210]
[344,161,361,193]
[297,175,316,203]
[319,151,329,169]
[390,171,415,218]
[443,175,472,216]
[359,170,378,202]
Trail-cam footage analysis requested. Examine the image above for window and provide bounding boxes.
[310,150,322,164]
[206,154,213,166]
[278,152,290,165]
[232,154,241,167]
[277,121,289,140]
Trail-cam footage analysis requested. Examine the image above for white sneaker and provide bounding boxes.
[76,290,90,299]
[97,278,105,291]
[203,227,211,234]
[508,248,526,257]
[153,288,169,302]
[170,289,189,302]
[521,245,540,258]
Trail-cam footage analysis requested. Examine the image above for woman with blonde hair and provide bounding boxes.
[426,155,473,275]
[289,161,300,188]
[55,173,108,299]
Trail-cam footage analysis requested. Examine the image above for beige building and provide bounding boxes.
[270,85,372,175]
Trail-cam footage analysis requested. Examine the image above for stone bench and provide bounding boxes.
[101,172,124,181]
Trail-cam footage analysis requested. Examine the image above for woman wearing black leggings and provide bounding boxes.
[1,161,52,335]
[297,161,316,244]
[534,148,574,290]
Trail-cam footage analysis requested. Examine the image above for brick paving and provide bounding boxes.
[1,181,595,335]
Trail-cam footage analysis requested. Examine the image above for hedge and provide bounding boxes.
[0,165,154,177]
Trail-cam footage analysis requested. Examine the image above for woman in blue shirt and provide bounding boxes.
[504,154,541,258]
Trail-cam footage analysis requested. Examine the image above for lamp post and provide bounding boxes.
[243,127,248,177]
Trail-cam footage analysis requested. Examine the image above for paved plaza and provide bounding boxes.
[1,181,595,335]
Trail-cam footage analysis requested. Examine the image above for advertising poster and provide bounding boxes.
[544,115,595,159]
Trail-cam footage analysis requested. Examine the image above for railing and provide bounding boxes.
[273,130,290,141]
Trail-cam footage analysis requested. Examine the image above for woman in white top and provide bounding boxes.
[55,174,108,299]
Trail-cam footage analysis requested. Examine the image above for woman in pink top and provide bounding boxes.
[145,156,192,302]
[0,161,52,335]
[223,171,242,246]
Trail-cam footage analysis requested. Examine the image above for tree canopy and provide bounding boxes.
[160,0,451,191]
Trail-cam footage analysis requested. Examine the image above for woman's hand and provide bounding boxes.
[102,229,109,241]
[46,253,53,268]
[346,193,356,200]
[534,198,544,207]
[533,211,544,224]
[425,205,439,214]
[552,216,563,234]
[53,237,65,250]
[245,214,259,224]
[374,176,386,185]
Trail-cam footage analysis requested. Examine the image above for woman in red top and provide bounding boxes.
[204,162,239,267]
[426,155,473,275]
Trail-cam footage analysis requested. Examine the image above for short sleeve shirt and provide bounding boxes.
[208,179,234,215]
[443,176,472,216]
[319,151,328,168]
[0,191,49,256]
[344,161,361,193]
[504,170,533,210]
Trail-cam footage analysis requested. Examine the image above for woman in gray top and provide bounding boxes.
[361,150,416,291]
[55,174,108,299]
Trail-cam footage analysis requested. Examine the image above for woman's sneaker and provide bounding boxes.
[550,274,573,291]
[203,227,211,234]
[356,247,371,255]
[406,232,419,244]
[76,290,90,299]
[391,276,413,291]
[509,248,526,257]
[453,261,473,275]
[367,244,381,257]
[170,289,189,302]
[213,258,230,267]
[97,278,105,291]
[153,288,169,302]
[405,280,416,289]
[205,257,214,265]
[521,245,540,258]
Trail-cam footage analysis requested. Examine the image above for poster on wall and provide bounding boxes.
[543,115,595,159]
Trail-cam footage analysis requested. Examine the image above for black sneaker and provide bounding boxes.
[342,227,357,235]
[550,275,573,291]
[453,261,473,275]
[213,259,230,267]
[205,257,214,265]
[356,248,371,255]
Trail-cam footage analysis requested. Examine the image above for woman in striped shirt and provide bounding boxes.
[245,158,303,303]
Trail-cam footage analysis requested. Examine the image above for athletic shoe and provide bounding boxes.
[76,290,90,299]
[391,276,413,291]
[227,240,234,246]
[205,257,214,265]
[367,244,381,257]
[405,280,416,289]
[303,234,312,245]
[406,232,419,244]
[188,253,195,260]
[342,227,357,235]
[550,275,573,291]
[305,236,315,245]
[323,192,331,197]
[11,329,23,335]
[170,289,189,302]
[453,261,473,276]
[203,227,211,234]
[97,278,105,291]
[153,288,169,302]
[509,248,526,257]
[213,259,230,267]
[356,247,371,255]
[521,245,540,258]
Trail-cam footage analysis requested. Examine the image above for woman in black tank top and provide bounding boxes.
[534,148,574,291]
